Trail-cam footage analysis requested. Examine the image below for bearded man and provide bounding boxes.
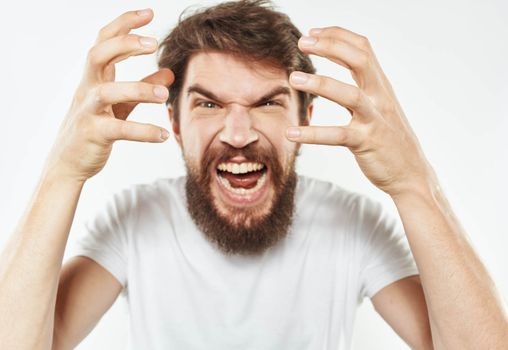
[0,1,506,349]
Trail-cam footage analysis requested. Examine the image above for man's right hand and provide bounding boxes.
[44,8,174,182]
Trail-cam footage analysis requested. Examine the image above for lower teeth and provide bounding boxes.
[218,171,267,195]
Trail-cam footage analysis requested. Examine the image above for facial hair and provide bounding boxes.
[184,143,298,256]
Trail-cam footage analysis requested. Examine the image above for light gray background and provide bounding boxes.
[1,0,507,349]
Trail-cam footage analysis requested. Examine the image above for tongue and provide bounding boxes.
[221,170,264,189]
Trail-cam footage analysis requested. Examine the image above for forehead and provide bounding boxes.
[182,51,297,103]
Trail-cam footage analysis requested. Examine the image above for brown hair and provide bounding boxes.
[157,0,317,124]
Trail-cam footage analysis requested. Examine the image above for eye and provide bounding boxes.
[259,100,281,107]
[197,101,220,109]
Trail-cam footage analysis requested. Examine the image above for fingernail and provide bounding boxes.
[140,37,157,48]
[290,72,308,85]
[286,127,301,139]
[300,36,317,46]
[160,129,169,140]
[154,86,168,98]
[137,8,152,17]
[310,28,322,35]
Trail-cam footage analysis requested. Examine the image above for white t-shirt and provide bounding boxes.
[72,175,418,350]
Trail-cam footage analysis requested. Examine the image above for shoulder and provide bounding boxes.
[295,175,383,220]
[104,176,187,216]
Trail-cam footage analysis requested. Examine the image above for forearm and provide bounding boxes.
[0,169,85,350]
[392,179,508,349]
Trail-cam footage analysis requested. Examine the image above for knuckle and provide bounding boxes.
[329,26,342,34]
[354,51,370,69]
[335,127,347,142]
[116,121,127,140]
[96,118,114,142]
[92,84,107,105]
[86,46,101,66]
[351,89,364,109]
[97,26,110,40]
[78,116,99,142]
[380,101,397,116]
[314,75,327,92]
[138,83,152,100]
[124,34,141,48]
[357,35,370,49]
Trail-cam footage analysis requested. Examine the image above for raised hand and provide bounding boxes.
[287,27,436,197]
[43,8,174,182]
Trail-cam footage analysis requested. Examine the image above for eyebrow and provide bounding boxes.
[186,83,291,106]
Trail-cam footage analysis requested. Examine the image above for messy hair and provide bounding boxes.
[157,0,316,124]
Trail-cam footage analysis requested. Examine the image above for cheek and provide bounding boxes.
[181,120,222,160]
[253,110,298,151]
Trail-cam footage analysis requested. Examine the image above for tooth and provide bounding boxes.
[239,163,248,174]
[226,163,232,173]
[232,164,240,174]
[218,169,267,195]
[247,163,253,172]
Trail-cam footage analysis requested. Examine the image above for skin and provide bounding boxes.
[171,50,305,222]
[287,27,508,348]
[0,8,506,350]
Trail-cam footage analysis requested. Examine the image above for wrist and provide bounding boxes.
[389,174,442,206]
[40,163,88,188]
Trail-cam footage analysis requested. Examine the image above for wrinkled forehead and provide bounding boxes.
[181,51,296,105]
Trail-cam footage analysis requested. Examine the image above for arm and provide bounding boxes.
[0,8,174,349]
[0,172,84,349]
[390,179,508,348]
[52,257,123,350]
[372,276,433,350]
[285,26,508,348]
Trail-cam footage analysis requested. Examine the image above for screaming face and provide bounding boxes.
[171,51,311,255]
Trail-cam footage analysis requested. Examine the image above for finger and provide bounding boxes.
[113,68,175,120]
[298,35,383,90]
[95,8,154,44]
[100,118,169,143]
[286,125,363,148]
[307,26,394,95]
[86,34,158,79]
[89,81,169,112]
[309,26,370,50]
[289,71,380,121]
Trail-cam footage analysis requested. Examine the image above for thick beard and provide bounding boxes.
[184,143,298,256]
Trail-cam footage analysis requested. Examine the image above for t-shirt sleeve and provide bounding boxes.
[70,190,131,289]
[356,196,419,300]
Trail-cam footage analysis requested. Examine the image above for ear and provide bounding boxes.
[167,105,182,147]
[302,102,313,126]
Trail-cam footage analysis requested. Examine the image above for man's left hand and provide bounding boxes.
[287,26,435,198]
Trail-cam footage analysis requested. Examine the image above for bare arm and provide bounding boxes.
[0,172,84,349]
[52,257,123,350]
[0,8,174,349]
[390,181,508,348]
[372,276,433,349]
[286,26,508,347]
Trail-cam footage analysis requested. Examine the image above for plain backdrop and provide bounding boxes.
[1,0,507,349]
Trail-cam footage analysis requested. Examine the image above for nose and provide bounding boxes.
[218,105,259,148]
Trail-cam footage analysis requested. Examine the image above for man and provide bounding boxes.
[0,1,506,349]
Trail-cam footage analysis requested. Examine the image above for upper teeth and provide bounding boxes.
[217,162,265,174]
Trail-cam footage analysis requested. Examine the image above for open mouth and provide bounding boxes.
[214,160,270,205]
